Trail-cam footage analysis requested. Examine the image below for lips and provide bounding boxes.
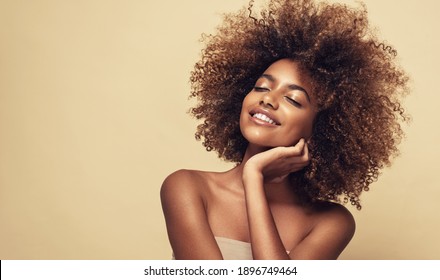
[249,108,280,125]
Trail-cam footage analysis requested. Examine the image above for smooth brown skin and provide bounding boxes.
[161,59,355,260]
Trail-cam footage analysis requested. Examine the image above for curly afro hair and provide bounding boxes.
[189,0,409,209]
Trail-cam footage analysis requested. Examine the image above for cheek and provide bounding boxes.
[285,112,316,140]
[241,93,256,108]
[239,108,248,133]
[239,94,255,124]
[300,117,315,137]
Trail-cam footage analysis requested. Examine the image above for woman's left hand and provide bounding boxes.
[243,139,310,183]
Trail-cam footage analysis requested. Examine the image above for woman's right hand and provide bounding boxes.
[243,138,310,184]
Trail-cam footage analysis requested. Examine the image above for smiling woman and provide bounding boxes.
[160,0,409,260]
[240,59,317,148]
[1,0,438,262]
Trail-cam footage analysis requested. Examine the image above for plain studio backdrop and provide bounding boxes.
[0,0,438,259]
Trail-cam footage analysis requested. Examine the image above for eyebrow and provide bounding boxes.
[260,74,311,102]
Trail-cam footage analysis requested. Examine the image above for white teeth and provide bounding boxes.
[253,113,276,125]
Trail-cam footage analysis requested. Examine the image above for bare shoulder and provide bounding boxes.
[160,169,224,259]
[160,169,208,204]
[314,201,356,237]
[161,169,205,191]
[289,201,356,259]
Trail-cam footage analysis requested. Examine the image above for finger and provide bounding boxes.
[258,139,306,166]
[288,160,310,173]
[295,138,305,150]
[302,142,310,162]
[269,174,289,183]
[287,144,310,169]
[283,138,305,157]
[288,158,309,169]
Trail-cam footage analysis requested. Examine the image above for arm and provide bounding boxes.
[242,140,310,259]
[160,170,223,259]
[243,169,290,259]
[243,140,355,259]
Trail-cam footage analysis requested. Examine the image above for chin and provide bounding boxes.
[243,134,293,148]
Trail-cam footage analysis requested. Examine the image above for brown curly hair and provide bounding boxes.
[189,0,409,209]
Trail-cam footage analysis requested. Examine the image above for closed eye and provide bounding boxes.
[254,86,269,92]
[285,96,302,107]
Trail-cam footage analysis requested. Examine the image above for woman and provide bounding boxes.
[161,0,408,260]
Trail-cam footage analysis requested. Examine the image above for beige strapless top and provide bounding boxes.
[172,236,290,260]
[214,236,253,260]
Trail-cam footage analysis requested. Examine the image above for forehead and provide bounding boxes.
[262,59,312,87]
[261,59,314,98]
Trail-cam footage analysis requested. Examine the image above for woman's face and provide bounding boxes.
[239,59,317,148]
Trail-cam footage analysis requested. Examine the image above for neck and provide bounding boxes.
[241,143,270,166]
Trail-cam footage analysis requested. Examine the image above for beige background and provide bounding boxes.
[0,0,438,259]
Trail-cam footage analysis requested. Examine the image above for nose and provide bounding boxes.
[260,91,279,110]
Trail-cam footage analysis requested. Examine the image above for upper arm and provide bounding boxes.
[289,204,356,260]
[160,170,223,260]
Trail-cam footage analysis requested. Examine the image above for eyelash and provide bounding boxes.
[254,87,302,107]
[285,96,302,107]
[253,86,268,92]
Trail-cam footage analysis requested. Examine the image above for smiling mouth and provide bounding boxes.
[251,112,279,125]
